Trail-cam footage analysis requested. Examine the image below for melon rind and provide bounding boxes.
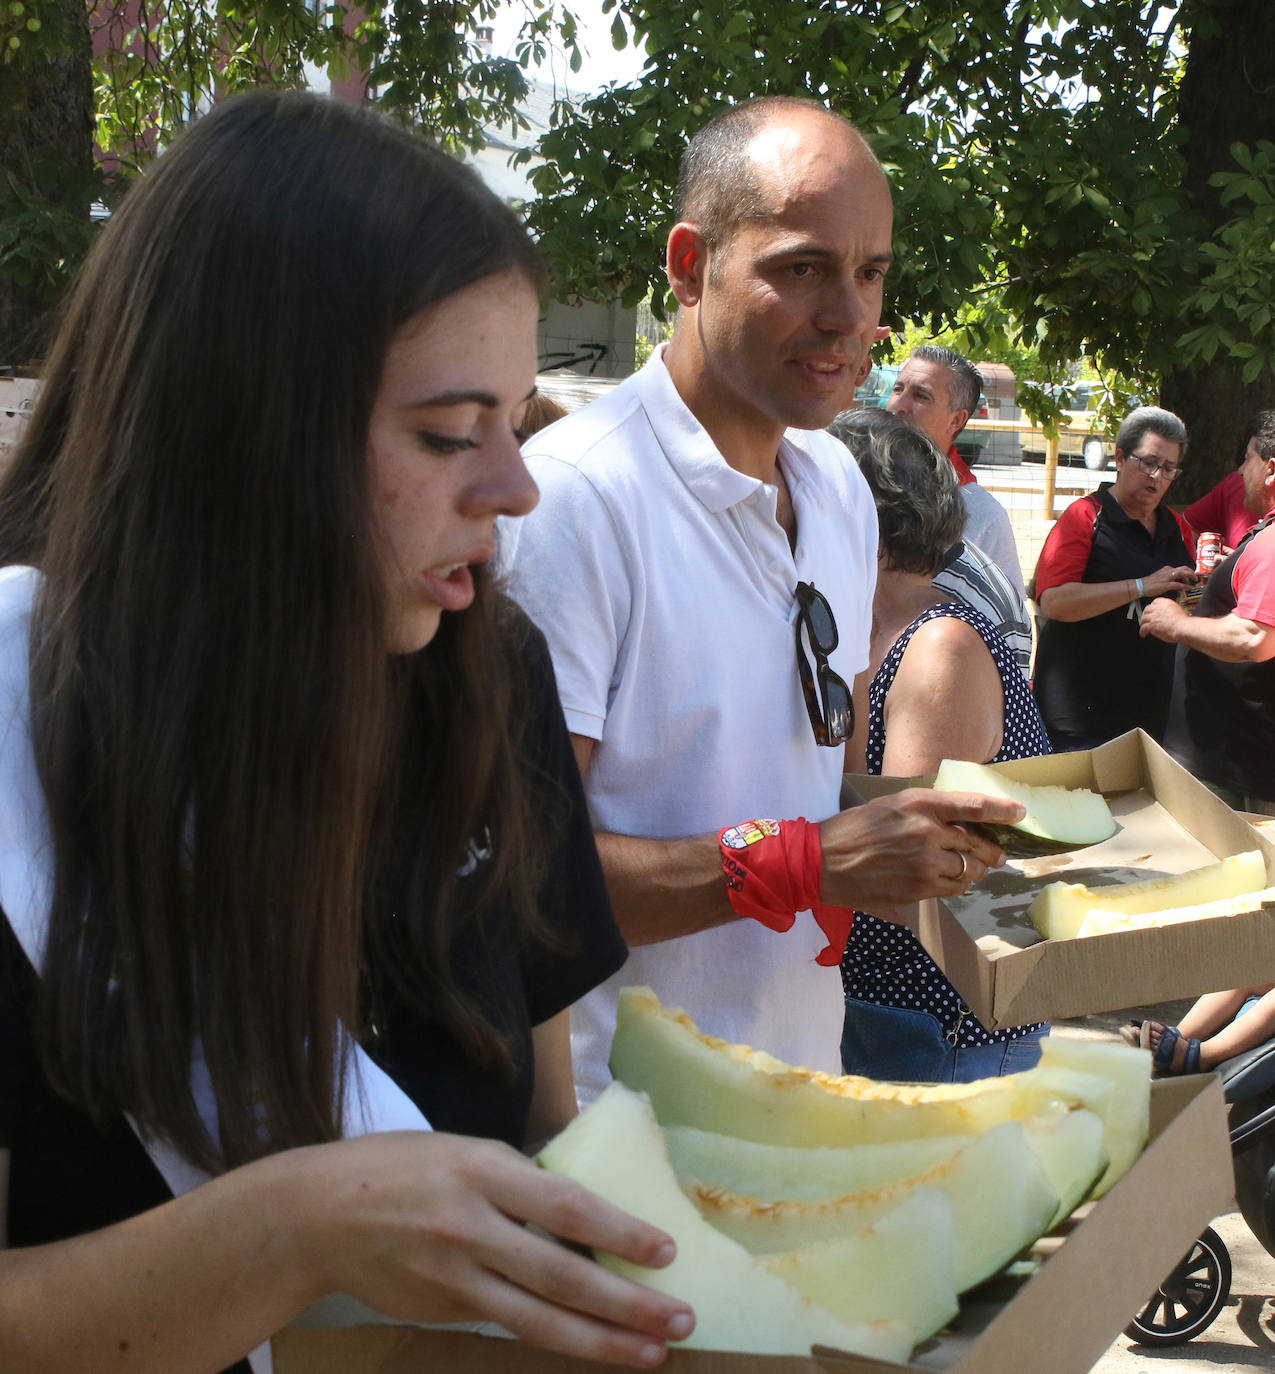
[537,1082,913,1360]
[931,758,1116,853]
[759,1186,960,1342]
[1028,850,1268,942]
[1076,884,1275,938]
[685,1120,1058,1294]
[663,1124,974,1203]
[610,986,1016,1146]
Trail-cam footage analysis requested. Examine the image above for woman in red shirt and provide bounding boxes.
[1032,407,1196,751]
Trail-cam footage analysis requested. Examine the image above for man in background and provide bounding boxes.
[887,344,1030,676]
[1143,411,1275,813]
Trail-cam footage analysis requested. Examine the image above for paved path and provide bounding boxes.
[1096,1208,1275,1374]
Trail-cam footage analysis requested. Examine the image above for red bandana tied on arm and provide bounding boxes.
[718,818,855,967]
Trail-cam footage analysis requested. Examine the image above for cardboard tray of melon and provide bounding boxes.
[272,987,1233,1374]
[846,728,1275,1030]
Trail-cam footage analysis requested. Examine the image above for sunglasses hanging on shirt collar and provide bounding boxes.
[795,581,854,747]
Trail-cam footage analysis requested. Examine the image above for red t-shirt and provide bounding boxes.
[1183,470,1258,551]
[1232,520,1275,626]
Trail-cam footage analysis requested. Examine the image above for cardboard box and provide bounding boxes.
[272,1075,1231,1374]
[844,730,1275,1030]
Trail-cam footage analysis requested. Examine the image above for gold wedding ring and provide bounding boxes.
[954,850,968,882]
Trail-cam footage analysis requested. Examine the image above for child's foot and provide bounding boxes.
[1133,1019,1203,1075]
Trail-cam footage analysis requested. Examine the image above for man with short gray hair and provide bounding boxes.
[886,345,1030,675]
[888,346,1024,595]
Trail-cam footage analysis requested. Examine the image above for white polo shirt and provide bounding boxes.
[505,349,877,1100]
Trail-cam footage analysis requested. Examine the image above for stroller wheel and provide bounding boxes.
[1124,1226,1232,1347]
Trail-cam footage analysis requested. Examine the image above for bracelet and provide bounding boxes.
[1133,577,1145,600]
[718,817,855,966]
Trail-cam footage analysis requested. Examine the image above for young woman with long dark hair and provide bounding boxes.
[0,90,692,1372]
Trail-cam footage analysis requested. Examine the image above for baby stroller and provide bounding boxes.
[1124,1037,1275,1345]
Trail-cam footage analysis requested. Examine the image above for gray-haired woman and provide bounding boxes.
[1032,406,1197,751]
[827,408,1050,1082]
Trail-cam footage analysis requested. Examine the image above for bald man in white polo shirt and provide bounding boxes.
[506,96,1021,1101]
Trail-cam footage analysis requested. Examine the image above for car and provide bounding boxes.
[852,363,901,408]
[1020,382,1114,470]
[955,392,1025,467]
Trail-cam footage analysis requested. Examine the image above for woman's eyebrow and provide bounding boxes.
[403,388,500,409]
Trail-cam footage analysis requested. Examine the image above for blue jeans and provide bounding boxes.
[840,996,1047,1083]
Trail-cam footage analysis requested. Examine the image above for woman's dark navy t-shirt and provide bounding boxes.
[0,614,623,1374]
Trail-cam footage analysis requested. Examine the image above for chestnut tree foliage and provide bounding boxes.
[524,0,1275,492]
[0,0,584,361]
[5,0,1274,491]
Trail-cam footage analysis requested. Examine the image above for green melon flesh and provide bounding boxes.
[610,986,1016,1146]
[1029,850,1268,942]
[664,1124,974,1203]
[1021,1108,1107,1229]
[665,1110,1102,1235]
[931,758,1116,856]
[1076,884,1275,938]
[1029,1038,1150,1197]
[685,1120,1058,1294]
[759,1186,960,1343]
[537,1083,912,1361]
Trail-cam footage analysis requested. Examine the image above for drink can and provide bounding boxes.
[1196,531,1223,576]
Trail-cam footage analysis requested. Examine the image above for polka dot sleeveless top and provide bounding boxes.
[842,601,1050,1047]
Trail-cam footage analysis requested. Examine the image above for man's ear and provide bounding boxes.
[947,408,971,445]
[667,222,709,306]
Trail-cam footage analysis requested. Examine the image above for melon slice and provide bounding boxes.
[1076,885,1275,938]
[759,1187,960,1343]
[665,1111,1101,1234]
[537,1082,913,1360]
[1011,1063,1115,1126]
[931,758,1116,857]
[1028,850,1268,942]
[610,986,1016,1146]
[1021,1108,1107,1229]
[684,1120,1058,1294]
[1030,1037,1151,1197]
[663,1124,974,1203]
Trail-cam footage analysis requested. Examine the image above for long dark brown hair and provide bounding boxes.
[0,90,549,1171]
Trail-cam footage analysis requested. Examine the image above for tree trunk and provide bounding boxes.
[1161,0,1275,503]
[0,0,95,368]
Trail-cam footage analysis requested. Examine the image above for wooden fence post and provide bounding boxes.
[1042,437,1060,518]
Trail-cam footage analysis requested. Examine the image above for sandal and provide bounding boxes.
[1146,1022,1203,1076]
[1119,1019,1143,1049]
